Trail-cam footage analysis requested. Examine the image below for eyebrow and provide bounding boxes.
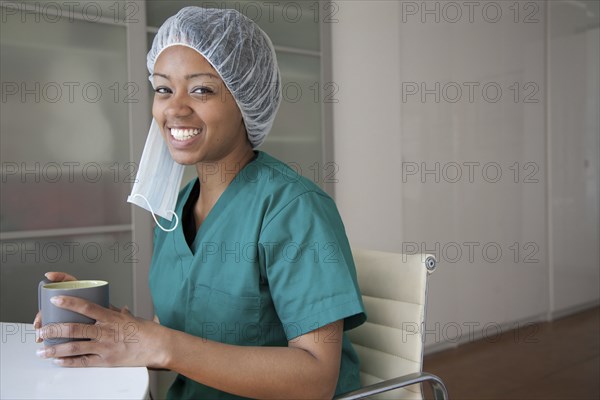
[152,72,220,80]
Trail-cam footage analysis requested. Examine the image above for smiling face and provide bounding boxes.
[151,45,250,166]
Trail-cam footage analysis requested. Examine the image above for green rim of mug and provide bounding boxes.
[42,280,108,290]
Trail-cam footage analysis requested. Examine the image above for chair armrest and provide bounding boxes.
[334,371,448,400]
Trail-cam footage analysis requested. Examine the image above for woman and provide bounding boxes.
[34,7,366,399]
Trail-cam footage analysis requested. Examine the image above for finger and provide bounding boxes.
[33,311,42,329]
[54,354,103,368]
[49,296,110,321]
[34,311,43,342]
[38,322,102,341]
[45,272,77,282]
[38,340,98,360]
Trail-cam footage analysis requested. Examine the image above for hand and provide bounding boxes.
[36,296,169,368]
[33,272,77,338]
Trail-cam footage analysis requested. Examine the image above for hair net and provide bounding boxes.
[147,6,282,147]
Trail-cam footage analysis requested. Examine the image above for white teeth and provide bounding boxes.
[170,128,200,141]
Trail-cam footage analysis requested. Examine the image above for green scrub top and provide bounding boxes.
[149,151,366,399]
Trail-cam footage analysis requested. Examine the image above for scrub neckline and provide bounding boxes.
[172,150,264,258]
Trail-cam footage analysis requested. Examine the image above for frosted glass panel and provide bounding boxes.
[1,175,132,232]
[17,0,138,24]
[0,14,131,231]
[0,232,134,323]
[261,51,323,186]
[146,0,320,51]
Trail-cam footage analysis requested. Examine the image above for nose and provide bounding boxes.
[164,91,193,119]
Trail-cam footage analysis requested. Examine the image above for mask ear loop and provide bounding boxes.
[130,193,179,232]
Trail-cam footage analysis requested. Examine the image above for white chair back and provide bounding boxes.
[347,250,437,400]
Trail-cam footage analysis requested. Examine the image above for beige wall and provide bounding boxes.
[330,1,599,352]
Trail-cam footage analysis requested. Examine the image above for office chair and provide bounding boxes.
[335,249,448,400]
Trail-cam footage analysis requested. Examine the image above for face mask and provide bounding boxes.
[127,119,184,232]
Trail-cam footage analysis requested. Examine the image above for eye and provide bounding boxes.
[154,86,171,95]
[192,86,214,95]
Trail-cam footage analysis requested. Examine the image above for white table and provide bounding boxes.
[0,322,149,399]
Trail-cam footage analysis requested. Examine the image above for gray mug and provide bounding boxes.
[38,279,109,346]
